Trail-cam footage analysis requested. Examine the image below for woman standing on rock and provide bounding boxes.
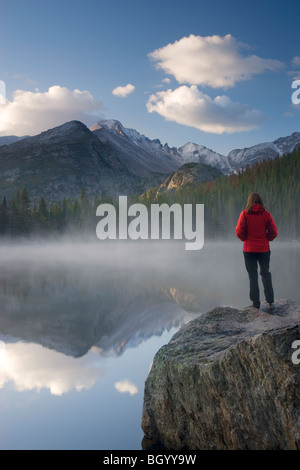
[235,192,278,311]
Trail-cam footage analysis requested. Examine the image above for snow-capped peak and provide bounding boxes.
[90,118,300,176]
[178,142,231,174]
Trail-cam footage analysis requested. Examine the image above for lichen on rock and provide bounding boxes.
[141,299,300,450]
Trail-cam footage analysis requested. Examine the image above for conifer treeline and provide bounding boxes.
[137,148,300,240]
[0,187,108,236]
[0,148,299,239]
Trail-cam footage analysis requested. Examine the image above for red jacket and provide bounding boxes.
[235,204,278,252]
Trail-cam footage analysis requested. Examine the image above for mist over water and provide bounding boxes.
[0,238,299,449]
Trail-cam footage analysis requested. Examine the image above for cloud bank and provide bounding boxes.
[147,85,265,134]
[147,34,283,134]
[112,83,135,97]
[0,85,102,136]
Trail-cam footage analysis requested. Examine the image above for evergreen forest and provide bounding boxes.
[0,148,299,240]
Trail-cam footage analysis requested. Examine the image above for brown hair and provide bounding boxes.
[245,192,265,213]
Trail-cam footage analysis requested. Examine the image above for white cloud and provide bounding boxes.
[112,83,135,97]
[114,379,138,396]
[149,34,284,88]
[147,85,265,134]
[0,85,102,136]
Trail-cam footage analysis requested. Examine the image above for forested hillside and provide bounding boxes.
[0,148,299,240]
[138,148,300,240]
[0,187,103,237]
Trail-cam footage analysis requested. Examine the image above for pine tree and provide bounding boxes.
[37,197,49,231]
[0,197,8,234]
[19,186,31,234]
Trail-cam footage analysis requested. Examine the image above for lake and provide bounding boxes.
[0,238,299,450]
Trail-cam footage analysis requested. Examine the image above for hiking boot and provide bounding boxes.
[267,302,275,313]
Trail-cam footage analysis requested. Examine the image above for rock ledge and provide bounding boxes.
[141,299,300,450]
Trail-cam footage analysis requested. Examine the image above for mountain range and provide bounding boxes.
[0,121,166,201]
[90,119,300,174]
[0,118,299,201]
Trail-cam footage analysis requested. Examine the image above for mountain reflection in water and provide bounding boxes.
[0,239,299,449]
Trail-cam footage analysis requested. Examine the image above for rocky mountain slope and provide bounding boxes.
[90,120,182,176]
[0,135,28,146]
[178,142,231,174]
[0,117,299,202]
[228,132,300,171]
[142,299,300,450]
[155,162,223,195]
[90,119,230,175]
[0,119,228,202]
[0,120,166,202]
[90,120,300,174]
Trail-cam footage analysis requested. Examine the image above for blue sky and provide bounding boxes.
[0,0,299,155]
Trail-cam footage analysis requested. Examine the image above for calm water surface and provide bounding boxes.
[0,239,299,449]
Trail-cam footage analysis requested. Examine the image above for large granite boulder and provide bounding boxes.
[141,299,300,450]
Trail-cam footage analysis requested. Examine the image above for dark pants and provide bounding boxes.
[243,251,274,308]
